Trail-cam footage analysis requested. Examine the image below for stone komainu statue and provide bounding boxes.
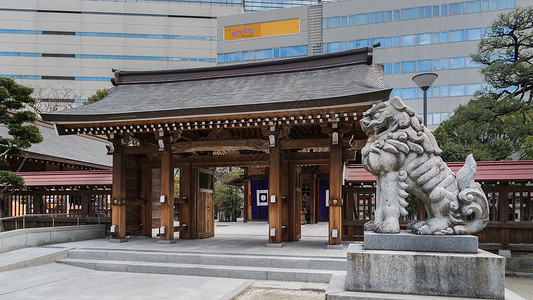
[360,97,489,235]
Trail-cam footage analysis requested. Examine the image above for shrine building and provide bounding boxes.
[42,47,390,246]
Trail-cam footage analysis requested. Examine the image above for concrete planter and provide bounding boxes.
[0,225,105,253]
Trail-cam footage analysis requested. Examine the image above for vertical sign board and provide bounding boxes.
[224,19,300,41]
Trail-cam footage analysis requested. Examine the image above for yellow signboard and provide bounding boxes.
[224,19,300,41]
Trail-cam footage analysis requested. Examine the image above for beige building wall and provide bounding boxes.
[0,0,242,101]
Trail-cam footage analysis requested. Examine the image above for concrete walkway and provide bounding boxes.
[1,221,532,299]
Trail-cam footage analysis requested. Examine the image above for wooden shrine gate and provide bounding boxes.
[43,48,390,246]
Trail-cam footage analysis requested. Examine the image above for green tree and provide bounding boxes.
[86,88,109,104]
[434,7,533,161]
[214,168,243,222]
[0,78,43,231]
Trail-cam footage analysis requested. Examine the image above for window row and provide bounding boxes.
[217,45,308,64]
[0,29,216,41]
[0,52,216,63]
[383,56,482,74]
[323,0,515,28]
[323,26,487,54]
[419,112,454,126]
[391,83,484,100]
[1,74,111,81]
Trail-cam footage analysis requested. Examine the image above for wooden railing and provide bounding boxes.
[342,184,533,251]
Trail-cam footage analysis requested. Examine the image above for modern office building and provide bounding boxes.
[0,0,243,102]
[217,0,523,129]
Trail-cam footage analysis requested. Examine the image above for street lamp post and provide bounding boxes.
[412,73,438,127]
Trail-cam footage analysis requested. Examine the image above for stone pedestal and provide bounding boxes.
[344,244,505,299]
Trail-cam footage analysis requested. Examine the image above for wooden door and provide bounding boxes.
[196,168,214,239]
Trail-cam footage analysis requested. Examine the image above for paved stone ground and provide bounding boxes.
[1,221,532,299]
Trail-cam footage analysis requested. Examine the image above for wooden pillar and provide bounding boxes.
[141,164,152,237]
[329,131,343,246]
[310,170,317,224]
[281,160,289,242]
[499,187,510,249]
[179,163,195,239]
[159,146,175,243]
[243,179,249,223]
[288,163,295,241]
[111,144,127,241]
[268,142,282,245]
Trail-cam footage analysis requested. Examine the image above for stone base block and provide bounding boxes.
[327,244,344,250]
[364,231,478,253]
[157,240,176,244]
[346,244,505,299]
[108,238,128,243]
[327,274,522,300]
[265,243,283,248]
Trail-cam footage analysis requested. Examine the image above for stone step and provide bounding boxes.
[67,249,346,271]
[58,258,344,283]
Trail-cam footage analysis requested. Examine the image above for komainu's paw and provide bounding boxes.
[406,220,420,231]
[364,221,376,231]
[410,218,453,235]
[374,218,400,234]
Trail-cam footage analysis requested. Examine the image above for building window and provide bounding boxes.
[432,32,440,43]
[386,11,393,22]
[466,83,482,95]
[401,61,416,73]
[450,57,465,69]
[327,42,340,53]
[441,31,448,43]
[280,47,287,58]
[465,1,481,13]
[441,58,449,70]
[432,86,440,97]
[341,41,347,51]
[433,5,440,16]
[417,6,432,18]
[341,16,347,27]
[356,39,369,48]
[393,63,400,73]
[401,34,416,46]
[449,30,465,42]
[327,17,340,28]
[394,36,401,47]
[417,60,432,72]
[371,37,385,48]
[401,8,416,20]
[393,10,401,21]
[442,86,449,97]
[385,63,393,74]
[417,33,432,45]
[235,52,242,62]
[385,37,392,48]
[433,59,440,70]
[287,46,299,57]
[450,84,465,96]
[356,13,369,25]
[449,2,465,15]
[466,56,482,68]
[491,0,498,10]
[348,15,355,26]
[300,45,308,56]
[466,28,482,40]
[371,11,385,23]
[499,0,515,9]
[441,4,448,15]
[261,49,272,59]
[482,0,490,10]
[348,41,355,49]
[402,88,417,99]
